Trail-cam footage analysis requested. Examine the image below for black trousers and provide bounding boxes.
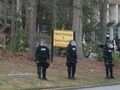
[105,65,113,78]
[66,63,76,78]
[36,63,48,79]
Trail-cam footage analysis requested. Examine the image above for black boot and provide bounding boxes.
[43,67,47,80]
[106,66,109,79]
[37,64,41,79]
[72,66,76,80]
[68,68,71,79]
[110,67,114,79]
[38,70,41,79]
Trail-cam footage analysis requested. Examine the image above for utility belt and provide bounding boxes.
[37,62,49,68]
[105,61,114,67]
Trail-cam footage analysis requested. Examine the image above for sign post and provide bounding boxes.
[51,29,54,62]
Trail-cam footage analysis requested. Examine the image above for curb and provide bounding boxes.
[22,82,120,90]
[53,82,120,90]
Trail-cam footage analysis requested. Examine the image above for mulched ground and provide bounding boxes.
[1,51,120,89]
[0,51,120,79]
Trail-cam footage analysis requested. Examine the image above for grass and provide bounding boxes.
[0,74,120,90]
[0,56,120,90]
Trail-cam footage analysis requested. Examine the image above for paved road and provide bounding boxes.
[76,84,120,90]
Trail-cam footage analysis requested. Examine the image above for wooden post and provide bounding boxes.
[51,29,54,62]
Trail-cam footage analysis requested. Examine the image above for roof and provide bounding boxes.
[108,0,120,4]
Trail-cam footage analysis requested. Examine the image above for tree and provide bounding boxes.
[28,0,37,59]
[83,0,99,41]
[3,0,8,27]
[16,0,22,29]
[72,0,83,59]
[99,0,108,43]
[11,0,16,52]
[24,0,29,31]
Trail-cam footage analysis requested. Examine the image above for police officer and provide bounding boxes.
[99,35,114,79]
[35,40,50,80]
[66,40,77,79]
[117,40,120,57]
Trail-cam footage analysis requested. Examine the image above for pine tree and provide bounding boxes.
[99,0,108,43]
[28,0,37,59]
[11,0,16,52]
[72,0,83,59]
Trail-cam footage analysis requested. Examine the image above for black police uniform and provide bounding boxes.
[117,41,120,57]
[66,44,77,79]
[103,40,114,79]
[35,45,50,80]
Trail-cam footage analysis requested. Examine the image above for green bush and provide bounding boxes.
[96,50,120,63]
[83,41,98,58]
[5,29,28,51]
[112,52,120,63]
[35,33,51,44]
[4,29,53,52]
[96,48,103,61]
[53,47,66,57]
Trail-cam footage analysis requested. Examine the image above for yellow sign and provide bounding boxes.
[53,30,74,47]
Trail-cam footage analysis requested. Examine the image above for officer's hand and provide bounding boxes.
[76,60,78,63]
[36,60,39,63]
[106,62,108,65]
[47,59,50,63]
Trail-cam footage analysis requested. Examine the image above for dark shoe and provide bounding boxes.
[72,77,76,80]
[110,76,115,79]
[43,78,48,80]
[38,76,42,79]
[106,76,110,79]
[68,77,71,79]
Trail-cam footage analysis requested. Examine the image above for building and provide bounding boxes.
[0,1,4,18]
[107,0,120,40]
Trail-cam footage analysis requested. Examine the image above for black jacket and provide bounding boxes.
[103,40,114,66]
[35,45,50,63]
[66,44,77,63]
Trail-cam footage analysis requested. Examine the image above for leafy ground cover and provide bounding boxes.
[0,50,120,90]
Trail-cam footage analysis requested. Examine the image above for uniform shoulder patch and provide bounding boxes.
[41,48,46,51]
[72,48,76,50]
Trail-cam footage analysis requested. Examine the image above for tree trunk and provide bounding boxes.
[24,0,29,31]
[11,0,16,52]
[72,0,83,59]
[52,0,57,29]
[17,0,21,13]
[99,0,108,43]
[28,0,37,59]
[3,0,8,27]
[17,0,22,29]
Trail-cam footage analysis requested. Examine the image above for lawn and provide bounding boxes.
[0,52,120,90]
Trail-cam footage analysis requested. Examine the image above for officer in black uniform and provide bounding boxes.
[117,39,120,57]
[99,35,114,79]
[35,40,50,80]
[66,40,77,80]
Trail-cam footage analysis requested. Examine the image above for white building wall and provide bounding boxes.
[118,27,120,39]
[118,5,120,22]
[107,5,110,23]
[118,5,120,39]
[109,4,119,40]
[109,4,118,23]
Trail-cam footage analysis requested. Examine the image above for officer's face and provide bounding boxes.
[70,40,76,46]
[106,37,109,40]
[40,41,46,46]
